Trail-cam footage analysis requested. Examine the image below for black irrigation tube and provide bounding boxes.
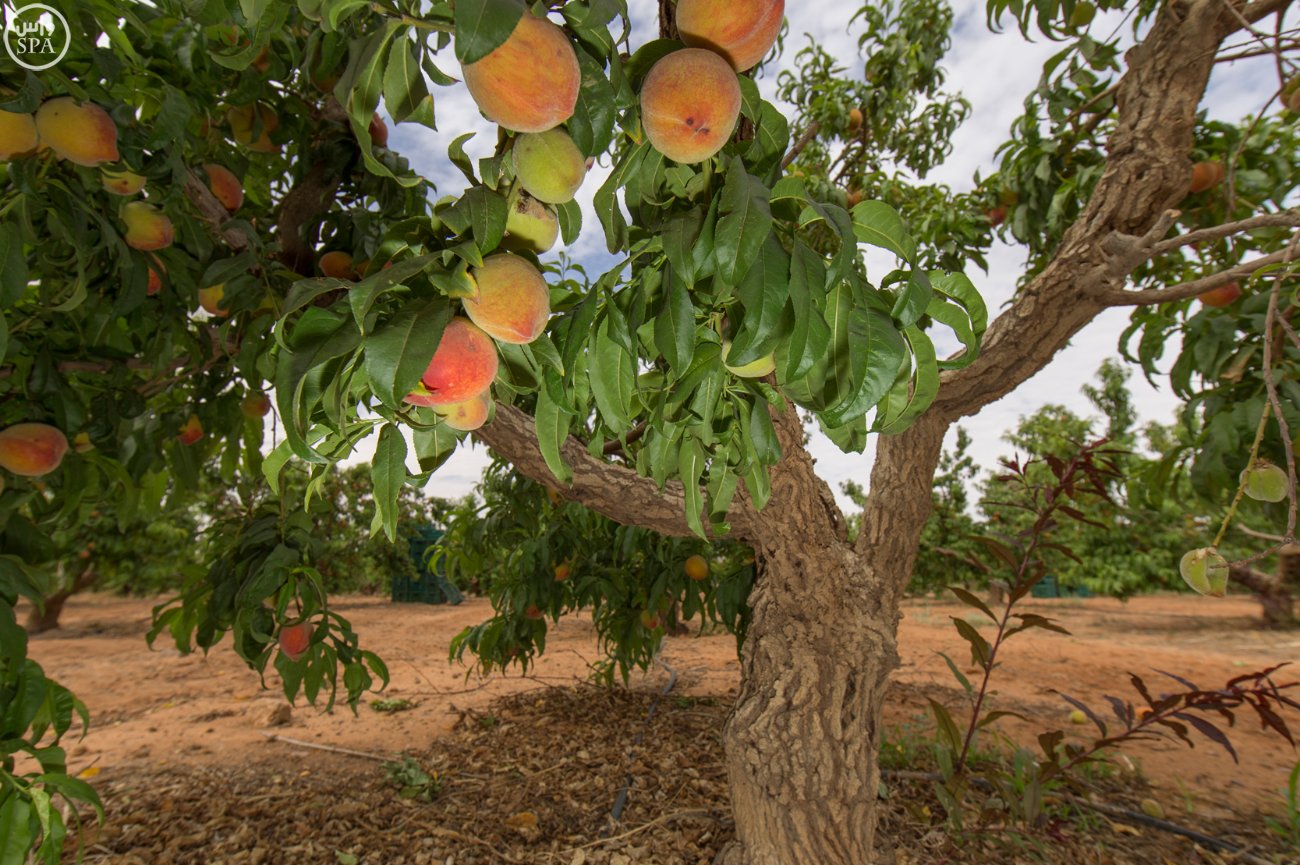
[881,769,1278,865]
[606,658,680,829]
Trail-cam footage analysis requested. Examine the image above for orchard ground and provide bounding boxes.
[25,593,1298,864]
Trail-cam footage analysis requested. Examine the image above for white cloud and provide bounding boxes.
[370,1,1278,513]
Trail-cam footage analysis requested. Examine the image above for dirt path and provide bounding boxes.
[22,592,1300,816]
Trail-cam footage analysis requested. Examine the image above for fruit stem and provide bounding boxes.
[1212,402,1272,549]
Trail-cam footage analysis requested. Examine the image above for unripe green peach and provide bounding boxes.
[35,98,120,167]
[203,163,243,211]
[503,190,560,254]
[1179,547,1229,597]
[675,0,785,72]
[121,202,175,251]
[722,341,776,378]
[417,317,500,406]
[198,284,229,316]
[640,49,741,164]
[0,110,37,160]
[513,128,585,204]
[462,12,580,133]
[0,423,69,477]
[465,254,551,345]
[102,168,146,196]
[1240,460,1288,503]
[434,390,492,432]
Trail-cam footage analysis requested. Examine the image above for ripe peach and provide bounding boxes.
[523,604,545,620]
[177,415,204,445]
[504,191,559,254]
[846,188,863,207]
[847,107,863,133]
[278,622,311,660]
[1288,87,1300,114]
[554,562,571,582]
[319,250,356,280]
[35,98,120,167]
[675,0,785,72]
[640,49,741,164]
[72,432,93,453]
[465,254,551,345]
[227,103,280,152]
[122,202,174,251]
[987,206,1007,226]
[434,390,491,431]
[0,423,69,477]
[251,45,271,73]
[102,168,146,196]
[419,317,500,405]
[1188,160,1224,194]
[203,163,243,211]
[684,555,710,581]
[241,393,272,418]
[198,284,229,316]
[369,113,388,147]
[513,128,585,204]
[639,609,663,630]
[1197,281,1240,308]
[461,12,580,133]
[146,255,165,296]
[0,110,37,160]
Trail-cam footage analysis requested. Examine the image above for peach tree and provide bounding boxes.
[0,0,1298,862]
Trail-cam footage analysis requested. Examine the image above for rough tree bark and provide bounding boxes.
[25,563,96,634]
[1230,556,1298,627]
[479,0,1288,861]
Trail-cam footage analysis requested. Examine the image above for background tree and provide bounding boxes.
[0,0,1296,863]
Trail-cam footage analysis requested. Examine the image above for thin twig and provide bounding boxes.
[259,732,391,763]
[781,121,821,170]
[575,809,715,850]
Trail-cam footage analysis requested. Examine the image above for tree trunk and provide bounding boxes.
[1229,563,1297,628]
[25,564,96,634]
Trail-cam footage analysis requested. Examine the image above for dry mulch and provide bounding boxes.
[67,684,1293,865]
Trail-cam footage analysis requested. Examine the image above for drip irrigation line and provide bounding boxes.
[607,658,680,830]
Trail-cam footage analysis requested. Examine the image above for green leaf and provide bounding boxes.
[928,698,964,754]
[363,299,451,408]
[851,200,917,263]
[0,223,30,309]
[727,234,790,366]
[383,38,435,127]
[654,273,695,375]
[446,186,508,254]
[534,383,574,485]
[678,438,707,539]
[715,158,773,285]
[661,207,705,287]
[587,316,635,434]
[822,310,907,429]
[454,0,524,64]
[937,651,974,697]
[0,794,33,865]
[876,326,938,434]
[371,425,407,542]
[567,50,618,157]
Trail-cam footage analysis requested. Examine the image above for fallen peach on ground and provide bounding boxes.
[462,13,580,133]
[464,254,550,345]
[640,49,741,164]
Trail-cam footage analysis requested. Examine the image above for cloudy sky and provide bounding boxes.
[363,0,1281,511]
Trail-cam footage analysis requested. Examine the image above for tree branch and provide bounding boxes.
[925,0,1269,423]
[1100,244,1296,306]
[474,403,758,541]
[184,170,253,252]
